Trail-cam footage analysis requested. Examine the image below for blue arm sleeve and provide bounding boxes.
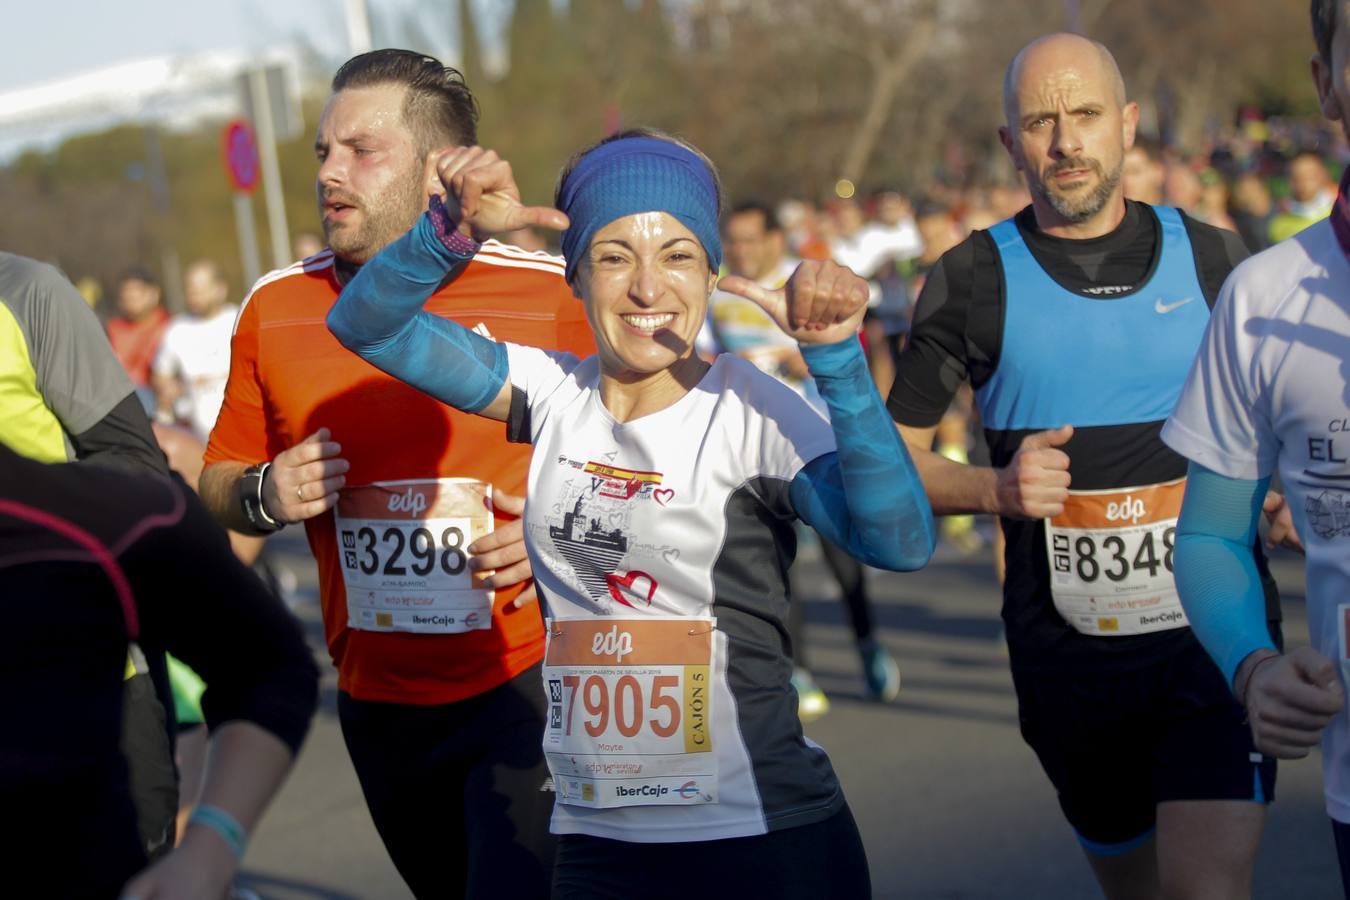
[1174,461,1277,687]
[326,201,509,413]
[789,338,936,571]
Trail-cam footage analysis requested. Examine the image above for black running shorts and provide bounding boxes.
[1012,632,1278,848]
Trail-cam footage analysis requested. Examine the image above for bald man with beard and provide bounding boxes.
[888,33,1285,898]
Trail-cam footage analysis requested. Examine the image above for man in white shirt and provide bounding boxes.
[828,197,918,281]
[152,259,239,440]
[1163,1,1350,892]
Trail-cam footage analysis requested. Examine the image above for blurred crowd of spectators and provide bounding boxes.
[63,112,1350,491]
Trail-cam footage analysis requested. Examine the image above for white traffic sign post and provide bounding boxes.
[247,66,293,271]
[223,119,263,288]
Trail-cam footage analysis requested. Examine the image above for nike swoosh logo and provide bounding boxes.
[1154,297,1193,314]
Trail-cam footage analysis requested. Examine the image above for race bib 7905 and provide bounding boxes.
[544,617,718,809]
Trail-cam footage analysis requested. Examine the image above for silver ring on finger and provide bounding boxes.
[297,484,305,502]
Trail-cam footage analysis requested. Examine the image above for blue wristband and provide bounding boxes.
[189,804,247,860]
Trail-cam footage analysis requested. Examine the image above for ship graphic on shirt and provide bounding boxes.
[549,492,630,604]
[546,457,673,606]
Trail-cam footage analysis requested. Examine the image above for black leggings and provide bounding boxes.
[552,805,871,899]
[338,664,555,900]
[789,535,874,669]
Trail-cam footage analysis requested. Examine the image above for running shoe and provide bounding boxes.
[859,639,901,702]
[790,666,830,722]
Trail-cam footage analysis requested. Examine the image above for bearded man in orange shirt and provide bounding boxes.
[200,50,593,899]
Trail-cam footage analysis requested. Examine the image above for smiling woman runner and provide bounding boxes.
[328,128,935,900]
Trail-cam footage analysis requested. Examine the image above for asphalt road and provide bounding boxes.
[236,530,1340,899]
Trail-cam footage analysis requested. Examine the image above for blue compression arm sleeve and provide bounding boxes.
[1174,462,1277,687]
[326,202,508,413]
[790,338,936,571]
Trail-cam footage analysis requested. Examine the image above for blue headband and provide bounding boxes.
[558,136,721,283]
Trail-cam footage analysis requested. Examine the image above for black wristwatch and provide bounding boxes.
[241,462,285,534]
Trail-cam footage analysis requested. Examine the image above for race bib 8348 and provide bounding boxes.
[1045,478,1189,636]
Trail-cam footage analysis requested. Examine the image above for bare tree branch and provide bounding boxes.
[840,11,941,182]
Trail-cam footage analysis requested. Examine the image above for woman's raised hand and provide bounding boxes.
[717,259,870,345]
[434,146,570,241]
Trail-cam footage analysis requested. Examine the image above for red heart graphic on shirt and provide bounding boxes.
[653,488,675,506]
[606,570,657,608]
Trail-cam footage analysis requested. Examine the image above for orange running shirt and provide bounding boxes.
[205,244,594,705]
